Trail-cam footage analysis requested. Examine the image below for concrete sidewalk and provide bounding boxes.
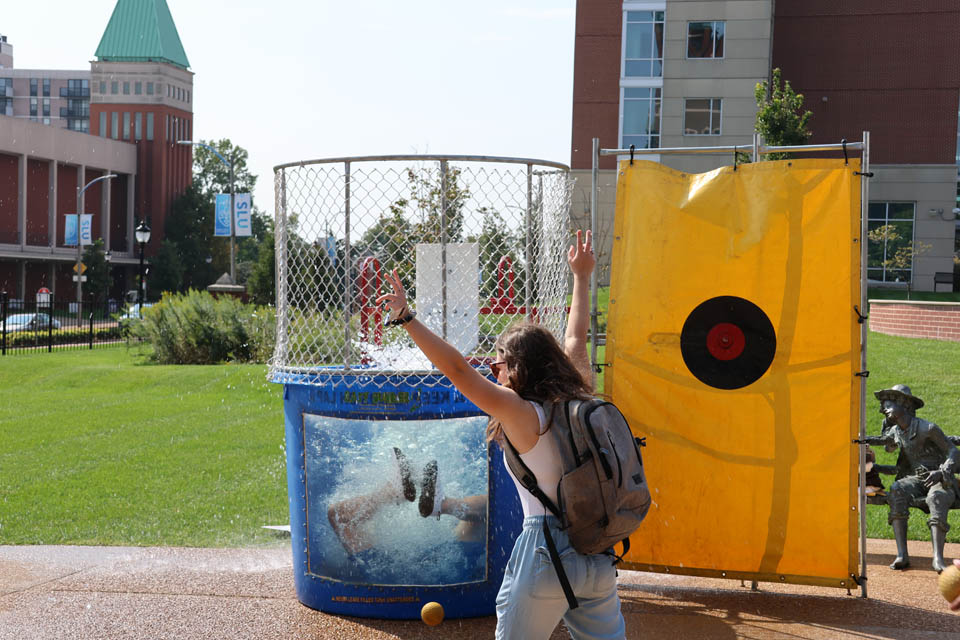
[1,539,959,639]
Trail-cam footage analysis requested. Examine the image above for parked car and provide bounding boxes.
[3,313,61,333]
[117,304,154,330]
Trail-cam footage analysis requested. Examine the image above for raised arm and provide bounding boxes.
[565,229,596,389]
[376,270,540,453]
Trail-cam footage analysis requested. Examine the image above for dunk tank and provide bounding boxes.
[269,155,572,618]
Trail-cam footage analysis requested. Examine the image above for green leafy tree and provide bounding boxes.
[164,183,218,291]
[753,68,813,160]
[82,238,112,303]
[148,240,185,300]
[867,223,931,299]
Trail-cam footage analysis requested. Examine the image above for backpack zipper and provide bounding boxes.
[607,432,623,487]
[583,402,613,480]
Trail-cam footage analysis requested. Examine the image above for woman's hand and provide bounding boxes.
[567,229,595,278]
[376,269,409,323]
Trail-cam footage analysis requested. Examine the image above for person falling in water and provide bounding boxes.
[326,230,599,566]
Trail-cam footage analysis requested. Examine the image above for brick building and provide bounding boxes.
[571,0,960,290]
[0,0,193,303]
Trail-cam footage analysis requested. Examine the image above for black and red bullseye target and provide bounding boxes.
[680,296,776,390]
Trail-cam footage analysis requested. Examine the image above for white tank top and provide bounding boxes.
[503,402,562,517]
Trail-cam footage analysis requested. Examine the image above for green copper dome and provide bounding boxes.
[95,0,190,70]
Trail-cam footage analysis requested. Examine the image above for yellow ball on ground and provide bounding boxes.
[421,601,444,626]
[940,564,960,602]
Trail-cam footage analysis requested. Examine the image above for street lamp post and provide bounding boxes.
[75,174,117,326]
[177,140,235,283]
[135,221,151,317]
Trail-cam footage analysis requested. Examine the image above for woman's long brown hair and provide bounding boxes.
[486,322,592,444]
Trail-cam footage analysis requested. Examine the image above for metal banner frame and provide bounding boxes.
[590,134,872,598]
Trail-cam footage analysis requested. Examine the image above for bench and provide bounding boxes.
[863,435,960,512]
[934,271,955,292]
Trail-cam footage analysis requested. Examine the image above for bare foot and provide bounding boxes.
[890,556,910,570]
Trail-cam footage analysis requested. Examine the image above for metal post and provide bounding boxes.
[525,164,533,322]
[47,297,53,352]
[857,131,871,598]
[229,160,236,283]
[1,290,6,355]
[440,160,449,340]
[343,161,353,369]
[75,180,83,327]
[590,138,600,376]
[752,133,761,163]
[88,311,94,349]
[138,239,146,317]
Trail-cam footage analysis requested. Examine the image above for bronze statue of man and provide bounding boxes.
[874,384,959,573]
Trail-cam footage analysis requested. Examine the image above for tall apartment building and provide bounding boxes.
[0,0,193,301]
[572,0,959,291]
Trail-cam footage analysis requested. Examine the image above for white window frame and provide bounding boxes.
[619,2,665,161]
[867,201,917,284]
[682,98,723,136]
[621,6,665,80]
[686,20,725,60]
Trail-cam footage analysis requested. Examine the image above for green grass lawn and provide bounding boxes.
[0,347,287,547]
[0,322,957,548]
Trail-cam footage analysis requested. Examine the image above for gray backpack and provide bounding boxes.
[504,397,651,609]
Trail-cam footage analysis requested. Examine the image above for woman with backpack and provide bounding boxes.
[377,230,626,640]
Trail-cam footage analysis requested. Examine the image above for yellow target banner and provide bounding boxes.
[607,159,862,587]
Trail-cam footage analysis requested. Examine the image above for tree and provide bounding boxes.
[164,183,218,291]
[82,238,112,303]
[753,68,813,160]
[867,223,931,299]
[148,240,185,299]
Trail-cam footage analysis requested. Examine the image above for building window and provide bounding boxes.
[42,78,50,97]
[42,98,50,117]
[43,117,51,126]
[621,87,661,150]
[186,90,190,103]
[147,82,154,95]
[165,114,170,140]
[100,81,106,94]
[123,112,131,139]
[683,98,722,135]
[123,82,130,95]
[111,81,118,94]
[867,202,916,283]
[30,78,37,96]
[146,112,154,140]
[135,112,142,140]
[111,111,119,139]
[29,97,37,116]
[623,11,664,78]
[100,112,107,137]
[135,81,142,95]
[687,21,725,58]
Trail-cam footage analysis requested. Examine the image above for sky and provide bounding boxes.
[3,0,576,217]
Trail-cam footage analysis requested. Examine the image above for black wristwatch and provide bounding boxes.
[386,309,416,327]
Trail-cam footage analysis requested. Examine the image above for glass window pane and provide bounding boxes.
[624,87,651,99]
[684,99,711,134]
[627,11,653,21]
[655,11,664,21]
[135,112,142,140]
[622,134,651,150]
[146,112,154,141]
[99,112,107,137]
[111,112,118,139]
[711,99,722,134]
[714,22,725,57]
[626,23,653,59]
[123,112,130,139]
[868,202,887,220]
[889,202,915,219]
[688,23,714,58]
[624,60,652,77]
[654,23,664,59]
[624,100,652,135]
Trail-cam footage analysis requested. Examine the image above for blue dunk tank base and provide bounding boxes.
[281,374,523,619]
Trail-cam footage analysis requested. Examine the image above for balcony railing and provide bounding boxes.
[59,107,90,119]
[59,87,90,98]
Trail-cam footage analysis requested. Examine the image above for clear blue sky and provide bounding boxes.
[4,0,576,217]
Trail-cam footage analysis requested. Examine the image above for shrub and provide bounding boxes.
[130,290,276,365]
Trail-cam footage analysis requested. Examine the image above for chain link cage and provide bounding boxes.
[269,155,573,389]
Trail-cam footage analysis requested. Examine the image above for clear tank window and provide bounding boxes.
[303,413,489,586]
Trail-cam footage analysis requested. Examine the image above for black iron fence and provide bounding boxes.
[0,292,126,355]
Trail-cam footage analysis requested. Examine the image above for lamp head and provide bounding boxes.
[135,220,151,245]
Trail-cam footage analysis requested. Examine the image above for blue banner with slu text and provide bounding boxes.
[64,214,93,246]
[215,193,252,237]
[214,194,231,237]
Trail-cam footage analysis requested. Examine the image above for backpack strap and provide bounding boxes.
[541,516,579,610]
[502,435,562,520]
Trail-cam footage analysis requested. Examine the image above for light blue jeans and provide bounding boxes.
[495,515,626,640]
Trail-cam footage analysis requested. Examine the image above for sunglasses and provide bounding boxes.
[489,360,507,378]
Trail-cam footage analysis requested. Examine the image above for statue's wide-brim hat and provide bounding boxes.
[874,384,924,411]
